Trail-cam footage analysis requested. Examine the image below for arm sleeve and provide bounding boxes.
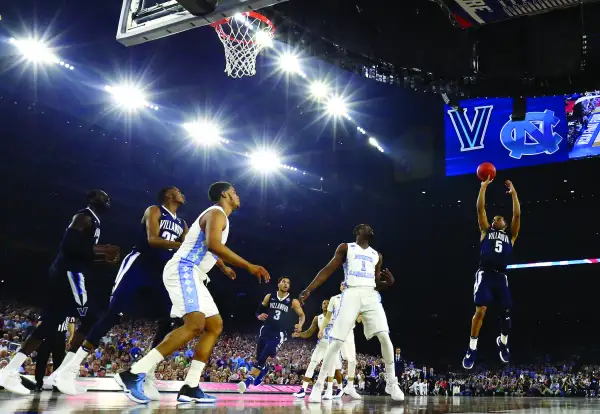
[255,302,268,317]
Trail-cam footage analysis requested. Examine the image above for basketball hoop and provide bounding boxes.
[211,11,275,79]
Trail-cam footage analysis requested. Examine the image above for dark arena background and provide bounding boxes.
[1,0,600,412]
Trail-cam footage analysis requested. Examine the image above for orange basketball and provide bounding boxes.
[477,162,496,181]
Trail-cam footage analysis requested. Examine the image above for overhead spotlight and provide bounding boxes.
[105,84,148,110]
[326,96,348,116]
[249,150,281,173]
[368,137,384,153]
[279,53,301,74]
[10,38,58,64]
[309,82,328,99]
[183,122,223,146]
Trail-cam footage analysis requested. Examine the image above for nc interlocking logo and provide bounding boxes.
[499,110,562,159]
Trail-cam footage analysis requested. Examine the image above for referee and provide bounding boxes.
[35,317,75,391]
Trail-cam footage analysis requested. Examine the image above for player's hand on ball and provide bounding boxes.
[257,313,269,321]
[248,264,270,283]
[481,175,493,187]
[505,180,515,194]
[99,245,120,263]
[298,289,310,305]
[222,266,237,280]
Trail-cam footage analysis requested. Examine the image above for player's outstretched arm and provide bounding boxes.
[293,315,318,339]
[299,243,347,303]
[506,180,521,245]
[477,176,492,237]
[205,210,270,283]
[292,299,305,332]
[145,206,182,250]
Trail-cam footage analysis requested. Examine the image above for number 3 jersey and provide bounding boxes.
[479,228,512,272]
[133,205,185,266]
[260,292,294,339]
[343,242,379,288]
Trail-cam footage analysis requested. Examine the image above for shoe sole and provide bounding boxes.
[177,395,217,403]
[293,394,305,398]
[114,374,150,405]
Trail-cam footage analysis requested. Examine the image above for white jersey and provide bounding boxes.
[173,205,229,277]
[328,293,356,330]
[317,313,327,330]
[317,312,333,342]
[343,242,379,288]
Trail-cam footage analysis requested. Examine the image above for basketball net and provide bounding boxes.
[212,12,275,79]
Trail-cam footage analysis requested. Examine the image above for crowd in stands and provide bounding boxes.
[1,302,599,397]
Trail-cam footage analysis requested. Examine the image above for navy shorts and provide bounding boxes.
[256,330,287,366]
[109,252,171,318]
[473,269,512,309]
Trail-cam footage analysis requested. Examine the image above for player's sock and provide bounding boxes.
[302,381,309,390]
[253,367,268,386]
[69,345,92,371]
[56,351,75,373]
[326,380,333,393]
[131,349,164,375]
[348,360,357,379]
[4,352,27,372]
[469,336,478,350]
[184,360,205,387]
[500,334,508,345]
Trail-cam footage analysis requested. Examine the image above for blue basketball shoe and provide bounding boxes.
[462,348,477,370]
[114,370,150,404]
[177,384,217,403]
[497,336,510,363]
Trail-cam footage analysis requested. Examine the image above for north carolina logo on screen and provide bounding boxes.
[447,105,494,152]
[499,110,563,159]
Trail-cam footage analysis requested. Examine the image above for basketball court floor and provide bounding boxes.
[1,392,599,413]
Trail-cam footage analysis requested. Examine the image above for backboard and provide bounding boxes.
[117,0,289,47]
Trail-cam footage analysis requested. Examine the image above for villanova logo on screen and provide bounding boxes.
[499,110,562,159]
[447,106,494,152]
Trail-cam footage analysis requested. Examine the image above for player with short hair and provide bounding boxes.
[0,190,119,395]
[115,182,270,404]
[299,224,404,402]
[237,276,305,394]
[52,187,188,397]
[462,178,520,369]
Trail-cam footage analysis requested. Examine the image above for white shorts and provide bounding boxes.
[163,259,219,319]
[329,287,389,341]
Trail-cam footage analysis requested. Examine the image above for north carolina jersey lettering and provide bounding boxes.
[479,228,512,272]
[261,293,294,337]
[172,205,229,278]
[343,243,379,288]
[133,205,185,264]
[52,208,100,272]
[317,313,331,342]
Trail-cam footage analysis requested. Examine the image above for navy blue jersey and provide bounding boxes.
[52,208,100,272]
[133,205,185,265]
[260,292,295,338]
[479,228,513,272]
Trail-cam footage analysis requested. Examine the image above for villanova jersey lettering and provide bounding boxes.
[447,105,494,152]
[479,229,512,272]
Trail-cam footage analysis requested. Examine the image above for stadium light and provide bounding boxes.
[279,53,301,74]
[10,38,58,64]
[368,137,384,153]
[249,150,281,173]
[309,82,329,99]
[326,96,348,116]
[104,84,149,110]
[183,122,227,146]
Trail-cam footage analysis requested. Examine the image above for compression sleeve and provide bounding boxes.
[61,227,94,261]
[255,302,268,318]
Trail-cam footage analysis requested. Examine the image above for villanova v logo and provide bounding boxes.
[447,106,494,152]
